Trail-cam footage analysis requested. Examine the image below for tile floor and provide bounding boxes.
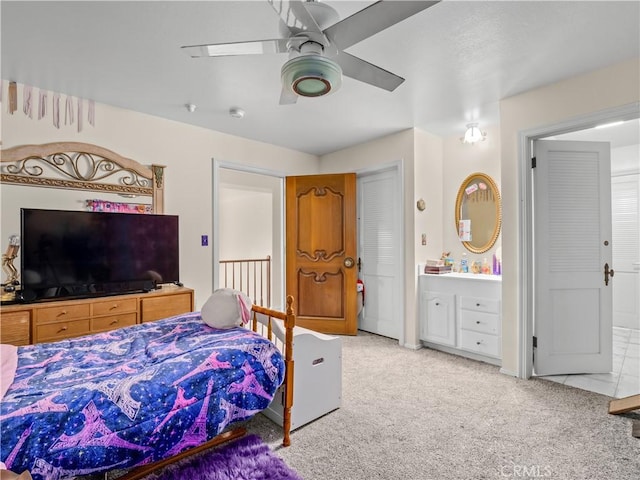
[537,327,640,398]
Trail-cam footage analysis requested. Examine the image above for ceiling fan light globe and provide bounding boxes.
[281,55,342,99]
[293,76,331,97]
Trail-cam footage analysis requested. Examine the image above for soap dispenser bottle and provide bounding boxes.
[460,253,468,273]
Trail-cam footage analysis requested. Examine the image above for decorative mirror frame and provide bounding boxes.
[454,172,502,254]
[0,142,165,213]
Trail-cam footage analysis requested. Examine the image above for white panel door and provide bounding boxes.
[611,174,640,330]
[534,140,613,375]
[357,168,401,339]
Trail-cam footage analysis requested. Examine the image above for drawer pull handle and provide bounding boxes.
[57,326,68,333]
[476,321,481,324]
[57,311,67,317]
[110,304,119,310]
[476,303,481,307]
[110,319,119,325]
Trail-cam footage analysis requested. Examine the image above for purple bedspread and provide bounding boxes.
[0,312,285,479]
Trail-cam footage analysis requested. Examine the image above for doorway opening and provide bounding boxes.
[535,119,639,398]
[519,106,639,399]
[212,161,285,310]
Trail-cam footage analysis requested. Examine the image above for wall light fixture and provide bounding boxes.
[461,123,487,144]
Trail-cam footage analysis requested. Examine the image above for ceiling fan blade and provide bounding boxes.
[279,84,298,105]
[334,51,404,92]
[325,0,440,51]
[181,39,291,57]
[289,0,323,34]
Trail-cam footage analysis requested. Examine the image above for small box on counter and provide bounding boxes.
[424,265,452,274]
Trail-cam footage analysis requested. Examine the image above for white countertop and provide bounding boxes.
[419,272,502,282]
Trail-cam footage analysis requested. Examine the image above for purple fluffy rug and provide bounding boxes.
[140,434,302,480]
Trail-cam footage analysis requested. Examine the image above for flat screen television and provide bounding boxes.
[20,208,179,302]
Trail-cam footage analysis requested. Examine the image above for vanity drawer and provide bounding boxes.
[460,311,499,335]
[459,330,501,358]
[460,296,500,314]
[36,319,91,342]
[92,313,137,332]
[36,304,91,324]
[93,298,137,316]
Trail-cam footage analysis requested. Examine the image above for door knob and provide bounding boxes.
[344,257,355,268]
[604,263,615,286]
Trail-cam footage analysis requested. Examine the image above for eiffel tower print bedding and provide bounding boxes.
[0,312,285,479]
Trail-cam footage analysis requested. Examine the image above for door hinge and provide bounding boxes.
[531,157,537,168]
[532,336,537,348]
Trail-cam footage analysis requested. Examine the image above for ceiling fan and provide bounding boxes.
[181,0,440,105]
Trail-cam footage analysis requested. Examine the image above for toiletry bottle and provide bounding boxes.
[482,257,490,274]
[460,253,468,273]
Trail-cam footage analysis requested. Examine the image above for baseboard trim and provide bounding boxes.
[499,367,518,377]
[403,342,422,350]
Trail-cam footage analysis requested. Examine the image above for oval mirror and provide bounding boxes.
[455,172,502,254]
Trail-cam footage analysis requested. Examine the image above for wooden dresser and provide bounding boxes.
[0,286,194,346]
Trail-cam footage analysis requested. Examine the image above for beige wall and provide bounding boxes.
[0,84,319,308]
[442,124,502,266]
[500,58,640,376]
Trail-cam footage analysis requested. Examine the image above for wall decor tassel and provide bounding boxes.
[38,89,47,119]
[78,98,83,132]
[53,93,60,128]
[23,85,33,118]
[88,100,95,127]
[64,95,74,125]
[8,81,18,114]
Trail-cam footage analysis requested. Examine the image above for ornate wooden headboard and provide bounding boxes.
[0,142,165,213]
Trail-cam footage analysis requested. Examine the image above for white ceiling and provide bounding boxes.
[2,1,639,156]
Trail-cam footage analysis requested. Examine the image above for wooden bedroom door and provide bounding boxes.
[285,173,358,335]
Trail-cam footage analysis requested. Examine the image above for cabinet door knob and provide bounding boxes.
[476,321,481,324]
[476,341,481,345]
[476,303,481,307]
[435,302,440,306]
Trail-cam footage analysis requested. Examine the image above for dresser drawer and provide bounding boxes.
[460,311,500,335]
[0,311,31,346]
[93,298,137,316]
[141,292,193,322]
[460,296,500,314]
[36,319,91,342]
[459,330,501,358]
[36,304,91,324]
[92,313,137,332]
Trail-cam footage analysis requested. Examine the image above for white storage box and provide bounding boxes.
[263,325,342,430]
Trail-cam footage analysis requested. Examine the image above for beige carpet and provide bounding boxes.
[245,331,640,480]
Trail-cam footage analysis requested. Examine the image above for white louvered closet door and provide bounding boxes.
[533,140,613,375]
[612,174,640,330]
[357,168,401,339]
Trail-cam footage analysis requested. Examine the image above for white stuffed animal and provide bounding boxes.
[201,288,253,329]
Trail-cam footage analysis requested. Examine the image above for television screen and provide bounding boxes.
[20,208,179,302]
